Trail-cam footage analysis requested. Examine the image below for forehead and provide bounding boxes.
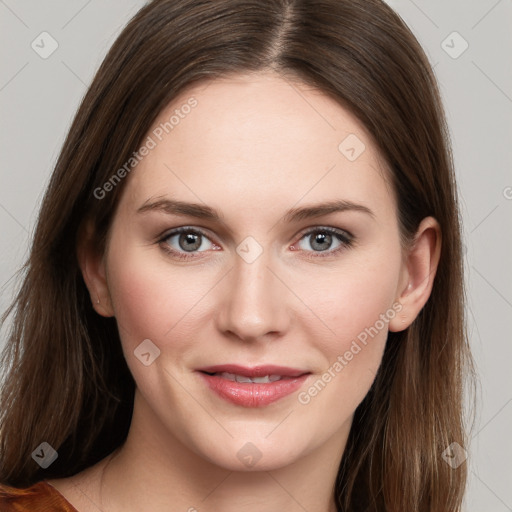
[119,72,395,223]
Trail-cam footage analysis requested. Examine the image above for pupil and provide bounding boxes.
[312,232,332,251]
[179,233,201,252]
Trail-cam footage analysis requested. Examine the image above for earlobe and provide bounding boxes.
[389,216,441,332]
[77,221,115,318]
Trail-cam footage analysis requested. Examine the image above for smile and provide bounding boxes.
[196,365,311,407]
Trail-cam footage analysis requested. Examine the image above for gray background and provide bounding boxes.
[0,1,511,510]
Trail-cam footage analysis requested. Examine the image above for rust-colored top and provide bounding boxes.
[0,481,78,511]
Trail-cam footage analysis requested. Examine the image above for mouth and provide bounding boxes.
[196,364,312,407]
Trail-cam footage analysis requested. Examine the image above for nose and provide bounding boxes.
[215,247,291,343]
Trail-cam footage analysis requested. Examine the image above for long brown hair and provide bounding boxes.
[0,0,474,509]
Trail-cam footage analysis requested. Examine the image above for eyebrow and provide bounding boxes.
[137,198,375,223]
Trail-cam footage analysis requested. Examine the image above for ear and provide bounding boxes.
[389,216,441,332]
[77,220,115,317]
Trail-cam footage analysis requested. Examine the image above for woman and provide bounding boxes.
[0,0,474,510]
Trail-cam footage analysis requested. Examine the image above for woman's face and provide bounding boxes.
[98,72,410,471]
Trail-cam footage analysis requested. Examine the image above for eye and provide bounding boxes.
[159,227,218,259]
[158,226,354,261]
[292,227,354,256]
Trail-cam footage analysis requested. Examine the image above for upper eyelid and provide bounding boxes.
[160,226,215,242]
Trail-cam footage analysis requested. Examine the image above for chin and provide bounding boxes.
[193,433,312,472]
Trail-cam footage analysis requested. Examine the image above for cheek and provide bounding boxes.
[306,251,400,349]
[297,248,401,407]
[105,244,213,353]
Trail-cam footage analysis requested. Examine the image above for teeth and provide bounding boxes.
[218,372,283,383]
[235,374,254,383]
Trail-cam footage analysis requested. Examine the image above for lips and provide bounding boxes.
[196,364,312,407]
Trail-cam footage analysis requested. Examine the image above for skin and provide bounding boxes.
[48,71,441,512]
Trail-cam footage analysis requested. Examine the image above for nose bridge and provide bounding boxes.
[216,240,289,341]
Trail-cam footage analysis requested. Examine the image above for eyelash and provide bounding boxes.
[157,226,355,261]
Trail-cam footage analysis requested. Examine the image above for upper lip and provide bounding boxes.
[196,364,310,378]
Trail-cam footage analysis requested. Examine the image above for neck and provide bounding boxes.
[99,390,348,512]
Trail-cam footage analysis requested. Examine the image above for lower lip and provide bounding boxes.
[198,372,310,408]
